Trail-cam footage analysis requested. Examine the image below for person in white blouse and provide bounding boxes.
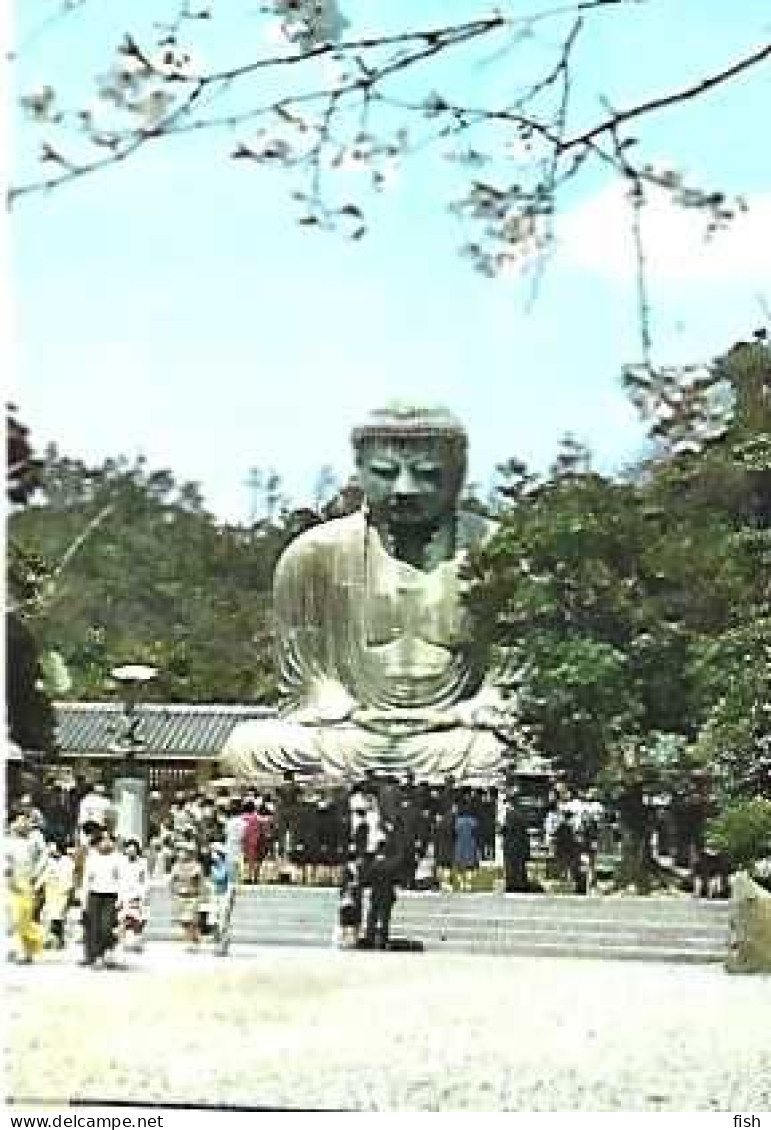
[81,832,122,966]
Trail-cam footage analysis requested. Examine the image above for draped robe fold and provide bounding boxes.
[221,511,505,780]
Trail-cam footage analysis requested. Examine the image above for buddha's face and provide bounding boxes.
[356,437,465,527]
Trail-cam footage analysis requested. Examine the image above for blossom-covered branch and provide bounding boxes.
[9,0,770,359]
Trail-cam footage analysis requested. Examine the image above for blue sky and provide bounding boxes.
[9,0,771,521]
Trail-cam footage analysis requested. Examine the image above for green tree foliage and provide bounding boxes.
[467,338,771,803]
[6,409,55,753]
[689,620,771,801]
[6,405,42,505]
[706,798,771,870]
[8,448,320,704]
[468,469,655,785]
[5,611,56,753]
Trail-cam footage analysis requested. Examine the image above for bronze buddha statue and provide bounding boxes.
[221,404,510,780]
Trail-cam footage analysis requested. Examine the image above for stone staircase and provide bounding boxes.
[145,885,731,964]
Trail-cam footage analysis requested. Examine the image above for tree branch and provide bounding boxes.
[7,0,769,367]
[198,16,508,85]
[558,40,771,154]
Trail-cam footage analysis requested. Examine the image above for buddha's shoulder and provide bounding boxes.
[278,512,367,564]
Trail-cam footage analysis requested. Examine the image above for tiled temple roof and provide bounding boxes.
[54,702,276,760]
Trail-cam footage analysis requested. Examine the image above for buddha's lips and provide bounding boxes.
[384,500,436,523]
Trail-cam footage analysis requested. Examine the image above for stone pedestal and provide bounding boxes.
[726,871,771,974]
[113,776,147,845]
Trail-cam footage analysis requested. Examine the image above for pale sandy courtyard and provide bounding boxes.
[7,944,771,1112]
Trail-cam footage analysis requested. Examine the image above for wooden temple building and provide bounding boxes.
[47,701,277,793]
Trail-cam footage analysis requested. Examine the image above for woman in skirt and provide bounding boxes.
[453,808,480,892]
[170,842,205,951]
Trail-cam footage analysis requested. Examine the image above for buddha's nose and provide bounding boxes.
[393,466,419,497]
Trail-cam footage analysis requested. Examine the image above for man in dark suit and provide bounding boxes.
[502,798,531,893]
[394,783,420,889]
[362,835,400,949]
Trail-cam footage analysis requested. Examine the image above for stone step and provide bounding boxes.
[148,912,726,943]
[143,926,726,964]
[147,893,729,928]
[145,930,726,958]
[144,886,729,963]
[146,912,726,939]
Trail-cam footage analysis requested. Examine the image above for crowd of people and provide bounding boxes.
[5,804,150,966]
[11,764,727,961]
[4,778,246,964]
[145,771,505,951]
[5,767,618,961]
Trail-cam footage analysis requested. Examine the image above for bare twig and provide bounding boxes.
[524,15,584,306]
[7,0,87,61]
[629,179,653,373]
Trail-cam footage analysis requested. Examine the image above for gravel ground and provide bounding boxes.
[7,943,771,1112]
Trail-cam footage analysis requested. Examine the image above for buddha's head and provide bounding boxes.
[352,403,467,529]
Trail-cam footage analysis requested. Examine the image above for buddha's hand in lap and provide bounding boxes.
[352,707,460,735]
[292,679,357,725]
[449,689,510,730]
